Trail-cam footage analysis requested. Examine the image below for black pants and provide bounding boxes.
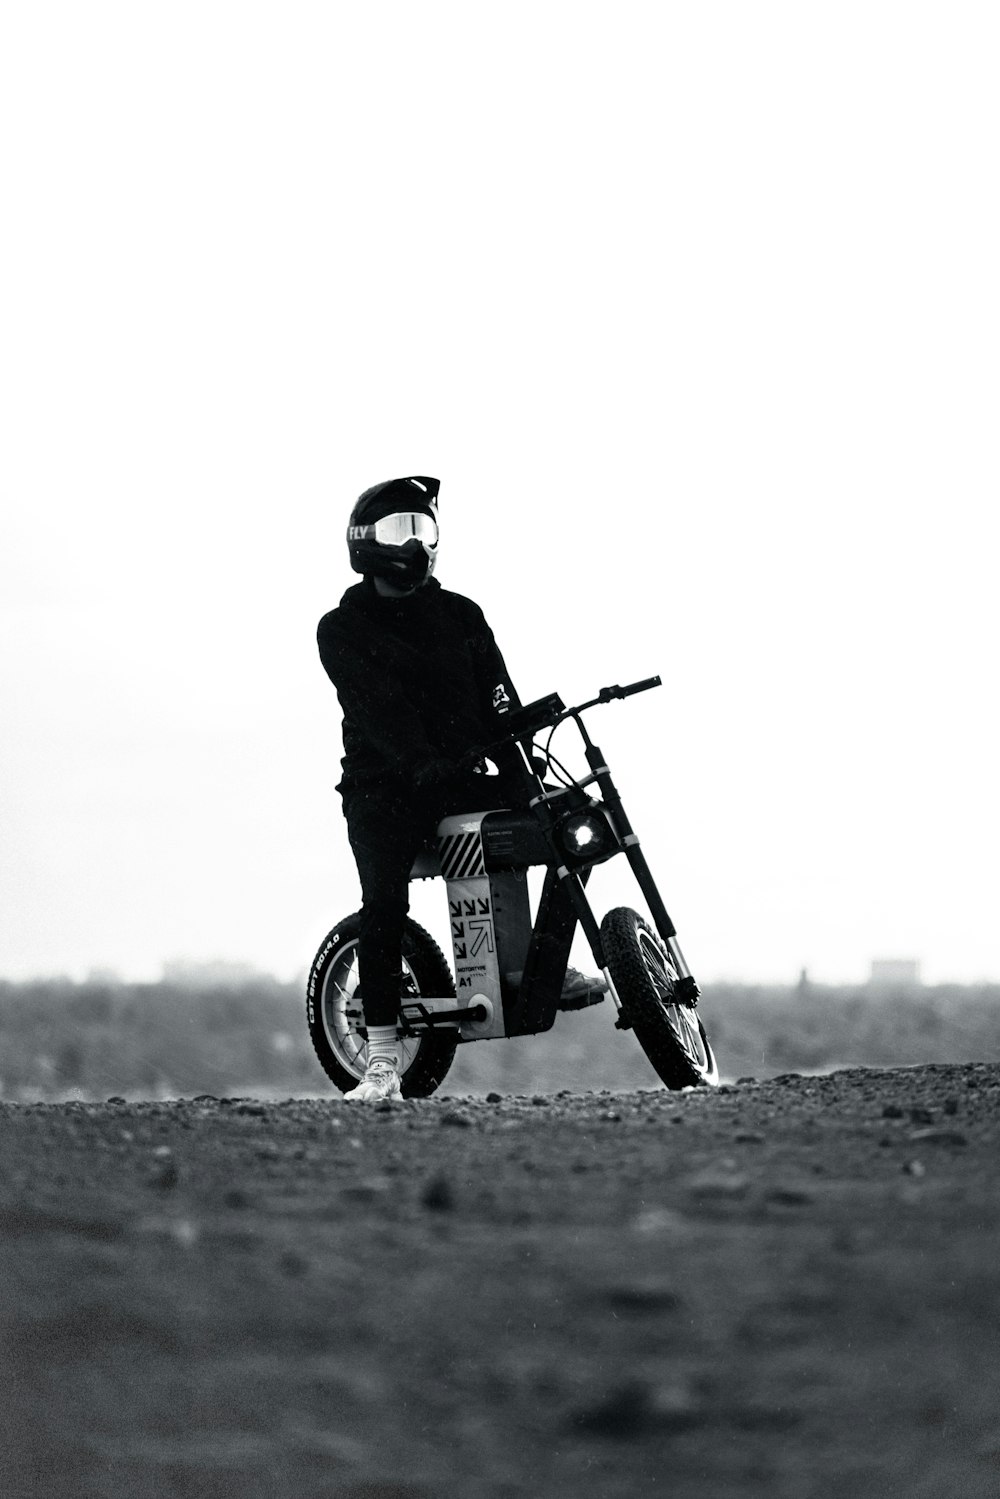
[343,772,519,1029]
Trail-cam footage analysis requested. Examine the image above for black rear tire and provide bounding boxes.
[601,906,719,1090]
[306,913,459,1098]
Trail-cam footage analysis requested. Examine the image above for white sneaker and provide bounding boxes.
[343,1059,403,1104]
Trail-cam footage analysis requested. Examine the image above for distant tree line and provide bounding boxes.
[0,975,996,1102]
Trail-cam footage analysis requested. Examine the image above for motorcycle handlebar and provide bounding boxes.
[597,676,662,703]
[483,675,662,752]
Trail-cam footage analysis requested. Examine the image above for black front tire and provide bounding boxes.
[601,906,719,1090]
[306,913,459,1098]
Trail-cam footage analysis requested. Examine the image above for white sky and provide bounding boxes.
[2,2,997,986]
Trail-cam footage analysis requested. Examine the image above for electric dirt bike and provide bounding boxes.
[306,677,719,1096]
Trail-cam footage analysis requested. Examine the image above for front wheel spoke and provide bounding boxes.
[650,974,673,1004]
[661,1003,698,1057]
[677,1017,702,1062]
[641,953,675,1004]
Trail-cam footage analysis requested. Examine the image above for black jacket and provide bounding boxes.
[317,577,522,797]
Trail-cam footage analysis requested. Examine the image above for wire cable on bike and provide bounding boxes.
[533,723,579,791]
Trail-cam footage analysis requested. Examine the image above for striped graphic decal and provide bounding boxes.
[438,828,485,879]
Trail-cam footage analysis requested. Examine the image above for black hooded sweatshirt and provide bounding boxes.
[317,576,522,798]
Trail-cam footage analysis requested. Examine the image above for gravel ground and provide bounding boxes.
[2,1062,999,1498]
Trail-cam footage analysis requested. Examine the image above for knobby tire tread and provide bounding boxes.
[601,906,718,1091]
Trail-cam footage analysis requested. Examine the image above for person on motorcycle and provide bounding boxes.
[317,475,606,1103]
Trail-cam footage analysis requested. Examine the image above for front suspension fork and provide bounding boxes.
[580,726,701,1007]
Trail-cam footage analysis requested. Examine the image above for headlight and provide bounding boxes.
[556,807,618,863]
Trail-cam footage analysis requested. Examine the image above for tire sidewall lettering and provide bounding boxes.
[305,917,457,1098]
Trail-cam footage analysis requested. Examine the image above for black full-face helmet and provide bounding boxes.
[347,475,440,590]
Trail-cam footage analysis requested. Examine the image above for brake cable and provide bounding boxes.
[538,720,580,790]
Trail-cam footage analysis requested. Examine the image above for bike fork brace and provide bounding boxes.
[553,725,702,1014]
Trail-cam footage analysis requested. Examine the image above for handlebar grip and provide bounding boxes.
[622,675,661,697]
[598,676,662,702]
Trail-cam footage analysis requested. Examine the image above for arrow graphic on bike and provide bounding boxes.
[477,898,490,914]
[449,900,461,917]
[451,921,465,941]
[468,919,495,957]
[454,943,467,959]
[464,899,476,916]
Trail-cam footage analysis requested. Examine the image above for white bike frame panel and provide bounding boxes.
[436,813,506,1039]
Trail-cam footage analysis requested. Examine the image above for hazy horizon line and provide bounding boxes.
[2,962,998,992]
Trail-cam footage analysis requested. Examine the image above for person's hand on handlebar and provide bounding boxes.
[412,748,487,791]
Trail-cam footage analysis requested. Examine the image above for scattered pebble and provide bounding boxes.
[903,1160,926,1177]
[603,1282,681,1312]
[421,1173,454,1211]
[570,1378,701,1437]
[882,1104,904,1119]
[150,1160,179,1191]
[170,1217,198,1247]
[440,1111,472,1128]
[632,1206,692,1236]
[688,1170,749,1200]
[766,1187,812,1207]
[486,1092,502,1103]
[341,1183,390,1202]
[909,1128,968,1146]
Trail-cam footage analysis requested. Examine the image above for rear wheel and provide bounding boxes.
[601,906,719,1090]
[306,914,459,1097]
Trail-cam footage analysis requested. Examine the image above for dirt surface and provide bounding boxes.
[2,1063,999,1499]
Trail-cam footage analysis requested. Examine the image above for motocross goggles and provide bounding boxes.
[350,512,439,549]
